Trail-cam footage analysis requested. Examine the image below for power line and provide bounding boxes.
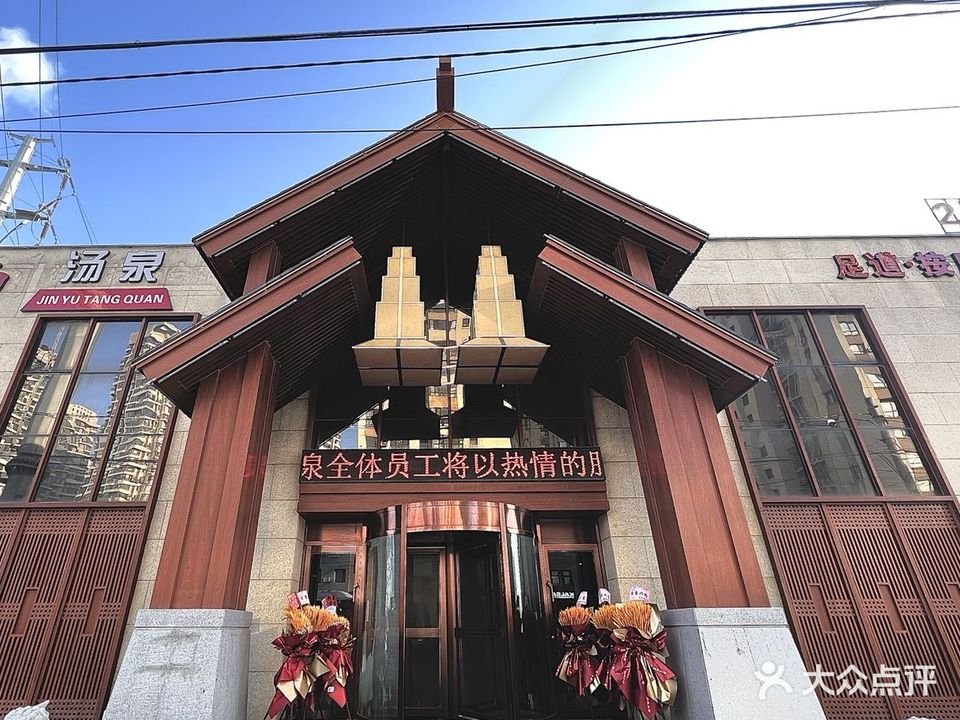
[1,5,947,125]
[3,4,957,89]
[0,0,953,56]
[8,102,960,136]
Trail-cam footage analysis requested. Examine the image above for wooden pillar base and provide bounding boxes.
[622,339,768,608]
[151,342,277,610]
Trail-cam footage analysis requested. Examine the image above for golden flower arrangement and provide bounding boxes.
[282,604,349,635]
[592,604,619,631]
[558,605,593,627]
[614,600,653,635]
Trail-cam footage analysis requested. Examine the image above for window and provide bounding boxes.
[710,310,936,497]
[0,318,190,503]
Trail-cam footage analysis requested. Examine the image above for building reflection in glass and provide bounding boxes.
[0,319,190,503]
[713,311,934,497]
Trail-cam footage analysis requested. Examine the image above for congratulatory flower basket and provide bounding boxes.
[555,597,677,720]
[264,595,355,720]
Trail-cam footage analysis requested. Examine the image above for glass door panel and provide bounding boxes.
[357,534,401,720]
[308,551,357,626]
[456,539,509,720]
[547,550,598,613]
[509,533,553,720]
[405,549,447,716]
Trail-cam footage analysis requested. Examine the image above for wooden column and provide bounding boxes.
[615,240,768,608]
[151,342,277,609]
[621,341,768,607]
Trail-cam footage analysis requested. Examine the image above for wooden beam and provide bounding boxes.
[614,236,656,286]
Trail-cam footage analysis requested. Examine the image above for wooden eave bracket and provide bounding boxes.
[527,235,777,406]
[136,237,368,413]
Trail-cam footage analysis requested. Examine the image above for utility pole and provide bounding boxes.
[0,133,70,244]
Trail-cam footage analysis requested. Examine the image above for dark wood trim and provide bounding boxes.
[298,483,609,514]
[613,237,655,286]
[620,339,769,608]
[244,241,282,293]
[194,112,703,296]
[498,507,519,720]
[24,508,92,699]
[396,505,408,718]
[151,342,278,609]
[534,236,776,377]
[882,502,960,689]
[136,238,367,414]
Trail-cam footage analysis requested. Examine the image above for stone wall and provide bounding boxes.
[245,394,311,719]
[593,394,666,605]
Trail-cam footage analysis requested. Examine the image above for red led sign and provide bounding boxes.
[300,447,606,482]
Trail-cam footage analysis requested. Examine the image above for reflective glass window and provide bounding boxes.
[714,310,940,497]
[0,318,190,503]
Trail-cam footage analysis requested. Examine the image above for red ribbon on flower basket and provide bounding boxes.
[556,620,601,695]
[266,601,357,719]
[604,601,677,720]
[312,622,356,708]
[267,631,320,718]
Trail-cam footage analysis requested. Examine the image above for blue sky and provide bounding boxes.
[1,0,959,246]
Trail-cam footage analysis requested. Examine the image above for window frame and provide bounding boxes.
[705,305,950,501]
[0,312,194,507]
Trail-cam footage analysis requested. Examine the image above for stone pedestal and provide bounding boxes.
[661,607,826,720]
[103,609,252,720]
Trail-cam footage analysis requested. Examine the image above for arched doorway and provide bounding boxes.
[354,501,553,720]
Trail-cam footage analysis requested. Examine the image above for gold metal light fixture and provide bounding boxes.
[455,245,548,385]
[353,247,443,386]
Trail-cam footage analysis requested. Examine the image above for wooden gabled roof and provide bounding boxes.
[193,110,707,302]
[137,238,369,414]
[527,236,777,409]
[140,65,774,419]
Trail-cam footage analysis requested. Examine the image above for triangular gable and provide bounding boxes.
[194,110,705,299]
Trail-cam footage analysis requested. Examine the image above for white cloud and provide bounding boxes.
[0,27,55,113]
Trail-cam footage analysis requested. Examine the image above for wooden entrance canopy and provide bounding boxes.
[134,61,778,611]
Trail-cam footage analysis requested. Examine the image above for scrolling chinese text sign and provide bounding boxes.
[21,287,173,312]
[300,447,605,482]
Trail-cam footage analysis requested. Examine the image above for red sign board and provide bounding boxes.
[300,447,605,483]
[21,287,173,312]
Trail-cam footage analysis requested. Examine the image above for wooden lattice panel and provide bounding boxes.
[764,504,888,719]
[763,501,960,720]
[0,507,148,719]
